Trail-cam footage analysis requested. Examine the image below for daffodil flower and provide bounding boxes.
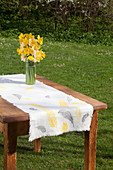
[37,35,43,45]
[29,33,35,39]
[21,55,26,62]
[34,44,41,50]
[17,46,23,55]
[27,56,34,62]
[30,39,37,46]
[17,33,46,63]
[19,33,25,39]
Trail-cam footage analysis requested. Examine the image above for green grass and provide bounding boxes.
[0,37,113,170]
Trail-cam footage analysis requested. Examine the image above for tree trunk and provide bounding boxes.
[54,0,58,31]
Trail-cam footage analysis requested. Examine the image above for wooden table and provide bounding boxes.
[0,75,107,170]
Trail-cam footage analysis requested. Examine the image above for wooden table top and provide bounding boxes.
[0,75,107,123]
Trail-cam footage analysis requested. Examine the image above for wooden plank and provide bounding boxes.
[84,110,98,170]
[36,75,107,110]
[4,123,17,170]
[7,121,29,136]
[0,97,29,123]
[0,122,4,133]
[34,138,41,152]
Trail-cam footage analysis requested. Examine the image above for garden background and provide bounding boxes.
[0,0,113,169]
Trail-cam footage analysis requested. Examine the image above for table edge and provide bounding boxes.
[36,75,107,110]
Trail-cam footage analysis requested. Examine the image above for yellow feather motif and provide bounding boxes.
[72,102,87,105]
[28,104,43,107]
[0,86,6,89]
[25,98,30,100]
[28,104,58,130]
[59,100,69,108]
[25,87,34,91]
[42,108,58,130]
[72,106,81,122]
[61,122,68,132]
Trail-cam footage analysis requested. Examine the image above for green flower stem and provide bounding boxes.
[26,60,36,85]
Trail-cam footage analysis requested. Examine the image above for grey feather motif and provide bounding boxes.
[58,109,74,125]
[0,78,15,83]
[45,95,50,98]
[67,96,72,103]
[13,94,21,100]
[82,113,89,123]
[0,78,24,84]
[29,108,37,111]
[37,126,46,133]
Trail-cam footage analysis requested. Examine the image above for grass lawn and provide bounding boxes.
[0,37,113,170]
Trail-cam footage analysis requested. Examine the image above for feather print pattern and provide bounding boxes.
[28,104,58,131]
[0,74,93,142]
[25,87,34,91]
[29,108,37,111]
[59,100,69,108]
[58,109,74,125]
[61,122,68,132]
[72,102,87,105]
[72,106,81,122]
[37,126,46,133]
[42,108,58,131]
[82,113,89,123]
[25,98,30,100]
[59,100,82,123]
[0,86,6,89]
[67,96,72,103]
[28,104,43,108]
[13,94,21,100]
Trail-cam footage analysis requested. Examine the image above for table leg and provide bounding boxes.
[84,110,98,170]
[34,138,41,152]
[4,123,17,170]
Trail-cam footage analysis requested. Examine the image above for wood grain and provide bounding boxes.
[34,138,41,152]
[7,121,29,136]
[4,123,17,170]
[36,75,107,110]
[0,97,29,123]
[84,110,98,170]
[0,122,4,133]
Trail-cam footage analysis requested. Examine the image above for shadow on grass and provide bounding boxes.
[16,143,84,156]
[0,132,84,158]
[0,141,84,155]
[97,149,113,159]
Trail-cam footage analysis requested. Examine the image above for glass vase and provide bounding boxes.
[26,60,36,85]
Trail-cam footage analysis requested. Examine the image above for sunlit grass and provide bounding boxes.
[0,37,113,169]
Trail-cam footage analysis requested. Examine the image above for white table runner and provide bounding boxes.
[0,74,93,141]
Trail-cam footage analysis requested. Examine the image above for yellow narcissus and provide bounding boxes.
[19,38,23,44]
[30,49,34,55]
[36,51,40,56]
[29,33,35,39]
[17,46,22,55]
[41,51,46,58]
[23,46,31,56]
[17,33,46,63]
[30,39,37,46]
[34,44,41,50]
[27,56,34,62]
[37,35,43,45]
[21,55,26,62]
[23,38,29,46]
[19,33,25,40]
[36,57,40,62]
